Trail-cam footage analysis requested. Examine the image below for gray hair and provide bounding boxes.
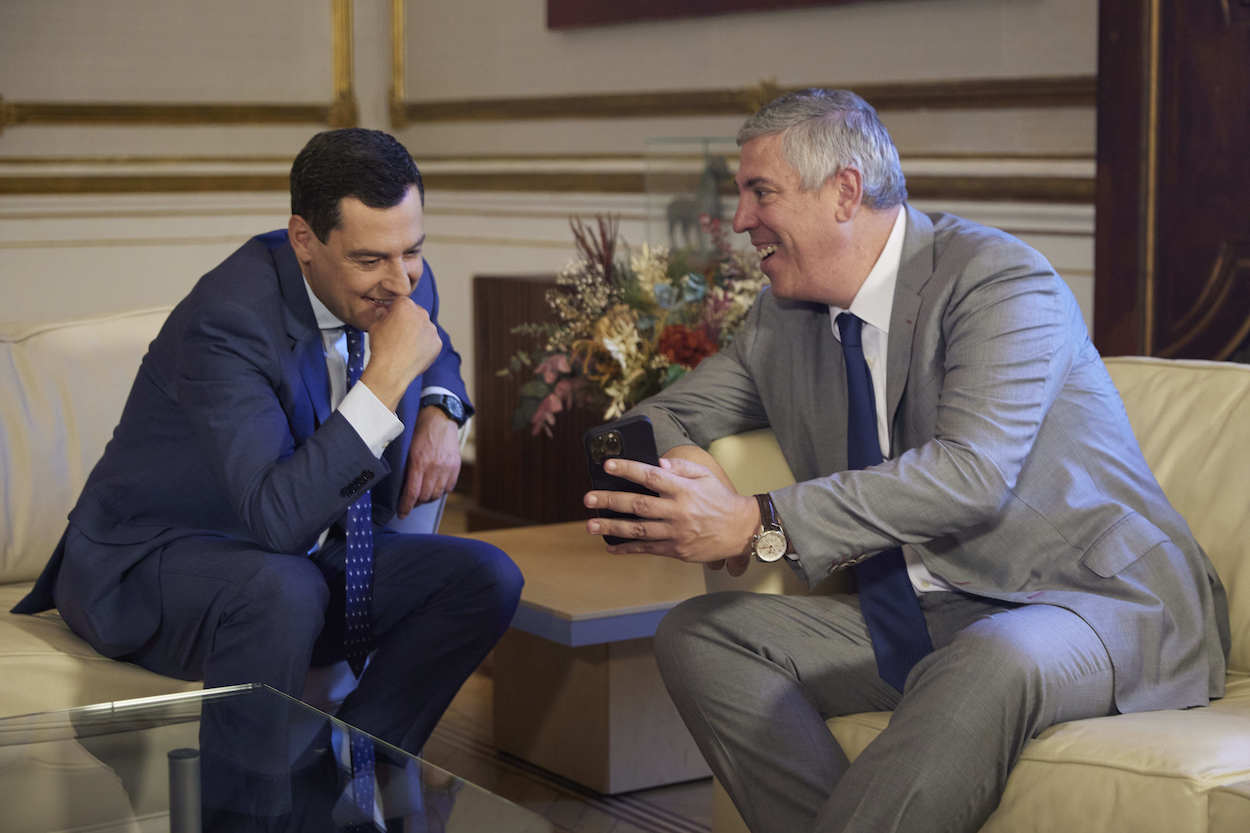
[737,88,907,209]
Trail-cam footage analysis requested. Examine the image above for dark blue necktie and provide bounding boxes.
[349,730,375,826]
[342,326,374,679]
[837,312,933,692]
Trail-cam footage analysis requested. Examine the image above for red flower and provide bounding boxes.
[657,324,718,369]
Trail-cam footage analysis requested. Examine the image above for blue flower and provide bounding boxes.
[653,283,679,309]
[681,273,708,303]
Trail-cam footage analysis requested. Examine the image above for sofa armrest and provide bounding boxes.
[707,428,797,496]
[703,429,818,596]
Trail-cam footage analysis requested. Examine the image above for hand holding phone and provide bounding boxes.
[584,415,661,544]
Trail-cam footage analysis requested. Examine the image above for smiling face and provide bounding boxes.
[732,133,863,306]
[289,185,426,330]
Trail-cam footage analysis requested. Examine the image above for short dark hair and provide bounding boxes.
[289,128,425,242]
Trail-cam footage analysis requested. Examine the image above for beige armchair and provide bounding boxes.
[702,356,1250,833]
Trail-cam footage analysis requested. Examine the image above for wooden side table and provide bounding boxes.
[468,521,713,794]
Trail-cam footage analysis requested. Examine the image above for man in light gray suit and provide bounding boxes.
[583,89,1229,833]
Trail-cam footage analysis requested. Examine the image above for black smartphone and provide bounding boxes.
[584,415,662,545]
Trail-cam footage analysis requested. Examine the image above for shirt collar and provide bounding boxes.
[829,205,907,336]
[301,272,346,331]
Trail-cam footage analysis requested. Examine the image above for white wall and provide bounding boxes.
[407,0,1094,95]
[0,0,1098,446]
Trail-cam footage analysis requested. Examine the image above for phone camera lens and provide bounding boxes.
[604,431,622,456]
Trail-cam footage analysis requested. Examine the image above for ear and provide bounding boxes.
[288,215,315,263]
[831,168,864,223]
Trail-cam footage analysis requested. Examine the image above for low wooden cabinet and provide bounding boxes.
[471,275,603,530]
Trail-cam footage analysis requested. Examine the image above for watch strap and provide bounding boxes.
[755,493,778,530]
[420,393,467,426]
[752,492,793,560]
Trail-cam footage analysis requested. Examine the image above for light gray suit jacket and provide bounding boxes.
[633,206,1230,714]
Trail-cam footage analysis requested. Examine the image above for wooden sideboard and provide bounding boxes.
[470,275,603,530]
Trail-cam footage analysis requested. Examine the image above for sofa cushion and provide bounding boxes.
[0,582,199,717]
[1209,779,1250,833]
[827,674,1250,833]
[1104,357,1250,673]
[0,308,171,584]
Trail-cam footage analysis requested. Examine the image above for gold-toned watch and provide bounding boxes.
[751,493,789,563]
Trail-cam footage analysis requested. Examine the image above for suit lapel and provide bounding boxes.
[274,238,332,431]
[885,206,935,450]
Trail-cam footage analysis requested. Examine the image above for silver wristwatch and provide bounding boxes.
[751,493,789,563]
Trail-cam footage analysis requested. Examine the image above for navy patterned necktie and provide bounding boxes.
[349,730,375,826]
[342,325,374,678]
[837,312,933,692]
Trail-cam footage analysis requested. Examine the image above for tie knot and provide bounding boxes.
[837,312,864,349]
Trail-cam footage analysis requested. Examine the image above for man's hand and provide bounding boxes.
[583,452,759,575]
[399,405,462,517]
[358,297,443,411]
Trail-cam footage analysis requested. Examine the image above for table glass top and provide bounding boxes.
[0,683,550,832]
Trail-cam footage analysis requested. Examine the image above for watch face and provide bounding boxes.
[424,394,465,424]
[754,529,788,562]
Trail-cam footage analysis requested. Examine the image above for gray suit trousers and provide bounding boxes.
[655,590,1116,833]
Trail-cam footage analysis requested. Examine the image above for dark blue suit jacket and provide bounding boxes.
[14,231,471,656]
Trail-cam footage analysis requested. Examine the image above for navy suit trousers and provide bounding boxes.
[90,527,522,754]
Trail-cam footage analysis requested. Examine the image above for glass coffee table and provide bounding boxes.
[0,683,551,832]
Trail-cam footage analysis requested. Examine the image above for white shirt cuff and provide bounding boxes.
[338,382,403,458]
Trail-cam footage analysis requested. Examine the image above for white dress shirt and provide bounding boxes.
[828,207,954,595]
[301,278,461,553]
[303,280,404,456]
[302,278,462,456]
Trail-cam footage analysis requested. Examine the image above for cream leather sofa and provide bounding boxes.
[0,307,451,720]
[703,357,1250,833]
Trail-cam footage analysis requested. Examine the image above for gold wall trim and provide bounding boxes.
[0,151,1093,167]
[1141,0,1161,353]
[0,171,1092,202]
[390,0,408,127]
[330,0,358,128]
[2,102,330,127]
[0,208,284,221]
[0,0,356,132]
[1157,243,1250,360]
[400,75,1096,123]
[0,155,293,166]
[0,234,249,250]
[422,172,1092,203]
[0,175,289,195]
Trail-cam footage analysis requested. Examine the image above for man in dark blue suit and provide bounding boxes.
[13,129,522,756]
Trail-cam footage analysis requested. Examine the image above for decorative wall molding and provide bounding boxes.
[330,0,359,128]
[1157,241,1250,361]
[0,175,289,195]
[0,170,1092,203]
[0,188,1094,392]
[396,75,1095,123]
[1094,0,1250,360]
[0,102,331,130]
[387,2,1092,126]
[0,0,356,134]
[390,0,409,128]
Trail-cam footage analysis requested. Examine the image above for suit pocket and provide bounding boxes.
[1080,511,1169,578]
